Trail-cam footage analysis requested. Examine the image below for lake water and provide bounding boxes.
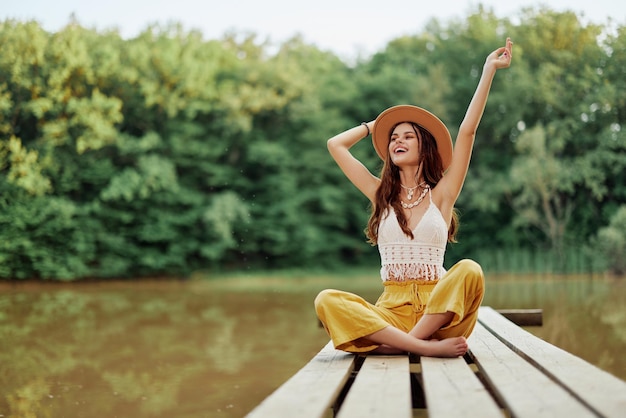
[1,273,625,418]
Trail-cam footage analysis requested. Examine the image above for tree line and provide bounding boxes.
[1,6,625,280]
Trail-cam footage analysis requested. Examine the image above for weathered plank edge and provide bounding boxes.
[479,306,626,418]
[245,341,356,418]
[337,355,412,418]
[421,355,503,418]
[496,308,543,326]
[468,322,596,418]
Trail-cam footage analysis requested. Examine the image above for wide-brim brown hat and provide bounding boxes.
[372,105,453,170]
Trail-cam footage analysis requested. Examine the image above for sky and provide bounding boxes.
[1,0,625,59]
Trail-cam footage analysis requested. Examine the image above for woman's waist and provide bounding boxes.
[382,278,439,290]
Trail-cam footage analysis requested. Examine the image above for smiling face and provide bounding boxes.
[388,122,421,167]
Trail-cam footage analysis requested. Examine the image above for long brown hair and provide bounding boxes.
[365,122,459,244]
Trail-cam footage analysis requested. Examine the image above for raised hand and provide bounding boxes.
[486,37,513,70]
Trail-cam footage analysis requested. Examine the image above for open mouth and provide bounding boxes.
[394,146,408,154]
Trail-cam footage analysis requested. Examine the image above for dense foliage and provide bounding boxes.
[1,7,625,280]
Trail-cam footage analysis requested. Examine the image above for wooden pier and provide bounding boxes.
[246,307,626,418]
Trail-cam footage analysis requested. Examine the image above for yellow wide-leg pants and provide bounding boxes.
[314,259,485,353]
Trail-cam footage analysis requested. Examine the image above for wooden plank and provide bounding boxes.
[336,355,412,418]
[468,323,596,418]
[245,341,356,418]
[420,356,502,418]
[479,306,626,418]
[497,308,543,326]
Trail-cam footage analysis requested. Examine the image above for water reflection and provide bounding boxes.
[0,281,328,418]
[0,275,624,417]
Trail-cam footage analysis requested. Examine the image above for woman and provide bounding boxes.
[315,38,513,357]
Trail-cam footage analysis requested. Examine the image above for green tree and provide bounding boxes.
[0,7,624,279]
[595,206,626,274]
[507,125,575,261]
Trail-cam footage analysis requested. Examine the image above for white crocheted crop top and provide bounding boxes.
[377,192,448,282]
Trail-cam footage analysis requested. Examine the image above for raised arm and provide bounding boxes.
[439,37,513,205]
[327,121,380,203]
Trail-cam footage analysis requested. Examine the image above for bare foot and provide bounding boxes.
[421,337,468,357]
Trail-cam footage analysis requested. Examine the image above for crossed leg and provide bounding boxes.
[367,311,466,357]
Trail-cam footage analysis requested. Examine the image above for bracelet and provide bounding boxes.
[361,122,370,136]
